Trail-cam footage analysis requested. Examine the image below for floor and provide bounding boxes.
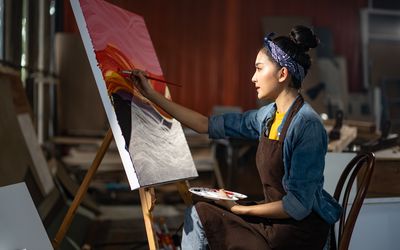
[85,204,185,250]
[55,137,263,249]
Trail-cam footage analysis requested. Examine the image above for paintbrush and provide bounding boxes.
[119,70,182,87]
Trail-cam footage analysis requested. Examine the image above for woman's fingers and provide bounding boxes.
[127,69,154,97]
[130,69,145,83]
[218,189,229,198]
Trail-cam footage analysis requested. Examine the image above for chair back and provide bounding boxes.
[330,152,375,250]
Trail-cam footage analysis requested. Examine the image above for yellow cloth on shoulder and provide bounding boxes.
[268,111,285,140]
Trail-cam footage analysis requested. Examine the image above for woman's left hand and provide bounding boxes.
[214,189,239,212]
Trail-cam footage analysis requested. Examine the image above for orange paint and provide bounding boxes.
[95,44,172,119]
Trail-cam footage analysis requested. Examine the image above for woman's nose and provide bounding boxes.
[251,72,257,83]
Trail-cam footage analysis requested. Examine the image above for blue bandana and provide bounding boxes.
[263,33,305,83]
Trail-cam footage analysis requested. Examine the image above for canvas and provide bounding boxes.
[70,0,197,189]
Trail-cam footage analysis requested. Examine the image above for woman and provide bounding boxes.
[131,25,341,250]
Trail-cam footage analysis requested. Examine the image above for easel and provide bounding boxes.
[52,129,192,249]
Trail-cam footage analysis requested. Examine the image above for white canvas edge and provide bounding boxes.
[70,0,140,189]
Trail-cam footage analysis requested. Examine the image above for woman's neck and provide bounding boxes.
[275,88,298,113]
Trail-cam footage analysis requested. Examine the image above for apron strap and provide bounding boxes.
[278,95,304,142]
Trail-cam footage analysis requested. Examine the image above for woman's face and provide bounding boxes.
[251,50,281,100]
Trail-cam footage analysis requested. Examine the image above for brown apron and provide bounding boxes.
[196,96,329,250]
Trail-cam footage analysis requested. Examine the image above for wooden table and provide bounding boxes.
[366,146,400,198]
[325,125,358,152]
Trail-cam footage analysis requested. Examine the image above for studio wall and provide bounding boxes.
[62,0,367,115]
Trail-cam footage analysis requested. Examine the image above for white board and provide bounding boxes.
[0,182,52,250]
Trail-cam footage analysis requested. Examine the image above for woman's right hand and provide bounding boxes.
[124,69,209,133]
[129,69,155,99]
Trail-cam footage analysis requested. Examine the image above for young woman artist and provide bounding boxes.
[130,25,341,250]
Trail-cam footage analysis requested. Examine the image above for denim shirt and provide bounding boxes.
[208,97,342,224]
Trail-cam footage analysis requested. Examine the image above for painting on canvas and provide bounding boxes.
[70,0,197,189]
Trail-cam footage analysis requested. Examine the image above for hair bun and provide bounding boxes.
[289,25,319,52]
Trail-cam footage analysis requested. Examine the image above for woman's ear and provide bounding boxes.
[278,67,289,83]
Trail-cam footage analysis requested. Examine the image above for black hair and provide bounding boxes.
[263,25,319,89]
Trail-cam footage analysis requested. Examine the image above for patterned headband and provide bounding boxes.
[263,33,305,83]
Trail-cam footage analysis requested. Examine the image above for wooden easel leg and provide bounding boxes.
[176,180,193,206]
[52,129,113,249]
[139,181,192,250]
[139,187,158,250]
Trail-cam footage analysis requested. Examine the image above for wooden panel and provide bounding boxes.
[365,160,400,197]
[0,74,54,204]
[0,78,30,185]
[364,146,400,198]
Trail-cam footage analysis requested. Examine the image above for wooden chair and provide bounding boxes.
[330,152,375,250]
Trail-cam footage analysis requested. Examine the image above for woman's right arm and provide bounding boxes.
[130,70,209,134]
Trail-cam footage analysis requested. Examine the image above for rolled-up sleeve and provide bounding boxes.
[208,115,226,139]
[208,108,269,140]
[282,120,327,220]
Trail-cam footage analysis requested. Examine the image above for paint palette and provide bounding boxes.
[189,187,247,201]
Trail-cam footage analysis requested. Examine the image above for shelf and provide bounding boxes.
[365,8,400,16]
[369,34,400,42]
